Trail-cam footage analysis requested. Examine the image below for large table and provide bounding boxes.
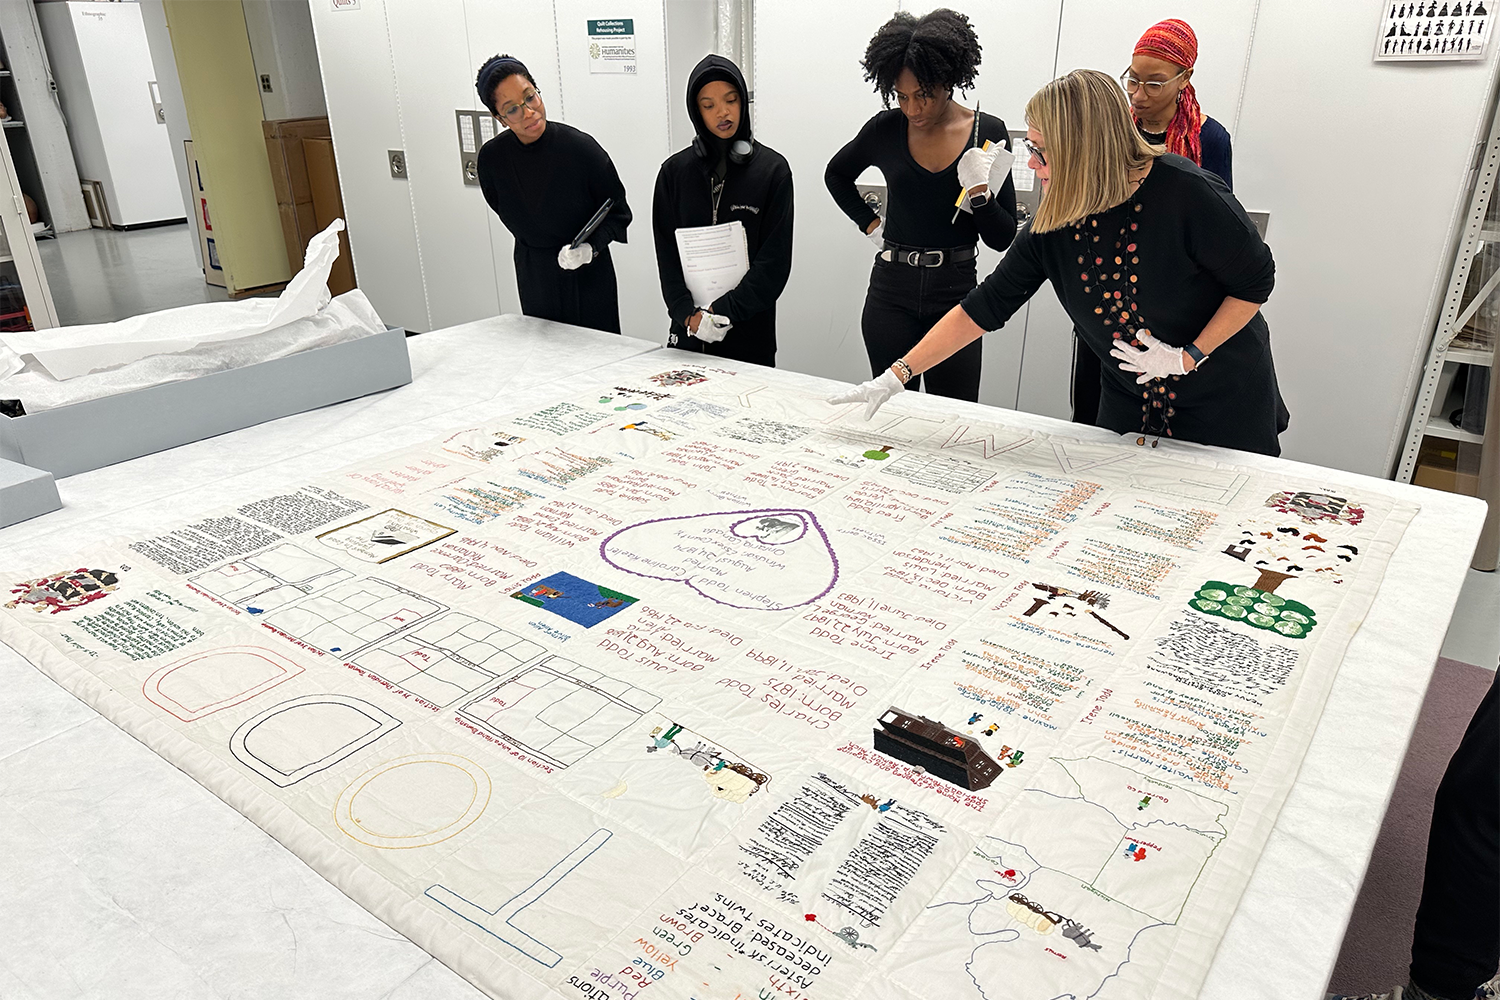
[0,316,1483,1000]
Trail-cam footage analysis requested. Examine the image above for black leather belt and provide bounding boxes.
[877,243,978,267]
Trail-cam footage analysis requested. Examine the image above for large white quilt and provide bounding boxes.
[0,361,1416,1000]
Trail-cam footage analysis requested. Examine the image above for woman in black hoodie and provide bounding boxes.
[652,55,794,366]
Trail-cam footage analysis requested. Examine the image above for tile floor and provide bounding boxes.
[27,226,1500,672]
[37,223,228,326]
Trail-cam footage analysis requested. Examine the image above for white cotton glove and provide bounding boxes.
[695,311,732,343]
[866,218,886,250]
[956,146,1016,209]
[557,243,594,270]
[1109,330,1190,385]
[827,369,905,421]
[957,145,999,192]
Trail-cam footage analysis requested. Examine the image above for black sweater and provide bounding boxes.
[824,108,1018,251]
[478,120,631,254]
[962,154,1284,453]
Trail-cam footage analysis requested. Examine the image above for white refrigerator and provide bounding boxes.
[36,0,182,227]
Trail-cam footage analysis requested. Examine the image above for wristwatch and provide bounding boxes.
[1183,343,1209,369]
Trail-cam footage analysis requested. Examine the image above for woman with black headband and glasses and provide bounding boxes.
[474,54,632,334]
[824,9,1018,402]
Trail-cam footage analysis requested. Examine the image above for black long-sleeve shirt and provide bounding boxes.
[478,120,631,255]
[824,109,1018,251]
[963,154,1284,453]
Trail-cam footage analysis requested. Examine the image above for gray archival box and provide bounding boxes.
[0,326,412,526]
[0,458,61,529]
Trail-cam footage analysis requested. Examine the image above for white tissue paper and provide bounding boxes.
[0,220,388,412]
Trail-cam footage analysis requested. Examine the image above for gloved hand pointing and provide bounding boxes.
[1109,331,1190,384]
[557,243,594,270]
[696,311,732,343]
[827,369,905,421]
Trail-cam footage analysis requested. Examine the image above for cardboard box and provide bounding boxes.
[302,137,356,296]
[1412,437,1480,496]
[0,457,60,528]
[263,117,332,279]
[0,327,410,479]
[276,203,323,283]
[263,117,330,203]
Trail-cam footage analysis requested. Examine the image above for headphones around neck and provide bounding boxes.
[692,136,755,164]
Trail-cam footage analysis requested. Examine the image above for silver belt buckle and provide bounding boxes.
[904,250,921,266]
[927,250,945,267]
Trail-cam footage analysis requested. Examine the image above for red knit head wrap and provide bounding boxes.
[1132,19,1204,166]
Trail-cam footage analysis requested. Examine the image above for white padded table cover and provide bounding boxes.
[0,332,1483,1000]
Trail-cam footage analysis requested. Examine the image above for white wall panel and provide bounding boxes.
[385,0,498,331]
[1236,0,1499,474]
[665,0,718,152]
[551,0,672,341]
[754,0,898,387]
[461,1,563,320]
[308,0,427,332]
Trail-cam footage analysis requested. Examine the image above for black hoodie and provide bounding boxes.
[652,54,794,364]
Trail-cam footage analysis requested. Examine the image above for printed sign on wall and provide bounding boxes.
[587,19,637,74]
[1376,0,1490,60]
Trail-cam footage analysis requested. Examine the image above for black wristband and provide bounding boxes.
[1184,343,1208,368]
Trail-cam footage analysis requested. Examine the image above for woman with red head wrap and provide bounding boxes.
[1124,19,1233,190]
[1066,19,1239,430]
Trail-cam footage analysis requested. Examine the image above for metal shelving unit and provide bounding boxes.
[1396,83,1500,568]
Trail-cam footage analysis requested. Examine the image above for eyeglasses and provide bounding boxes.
[497,88,542,124]
[1023,138,1046,167]
[1119,68,1188,96]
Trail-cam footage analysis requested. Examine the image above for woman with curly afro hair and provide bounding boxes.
[825,8,1018,402]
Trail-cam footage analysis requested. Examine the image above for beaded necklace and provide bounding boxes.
[1071,190,1180,444]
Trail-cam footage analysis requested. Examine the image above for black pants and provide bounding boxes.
[515,243,621,334]
[861,255,982,402]
[1411,668,1499,999]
